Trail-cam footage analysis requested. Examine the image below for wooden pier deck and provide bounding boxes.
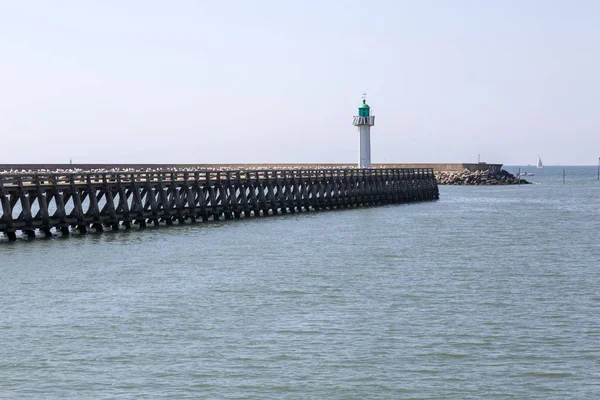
[0,168,439,241]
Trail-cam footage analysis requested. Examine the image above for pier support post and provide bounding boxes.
[25,230,36,239]
[60,227,70,236]
[7,231,17,241]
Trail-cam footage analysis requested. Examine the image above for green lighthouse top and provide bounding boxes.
[358,98,370,117]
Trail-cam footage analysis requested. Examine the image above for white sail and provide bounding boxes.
[536,156,544,168]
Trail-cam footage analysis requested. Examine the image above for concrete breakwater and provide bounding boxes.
[0,162,503,174]
[435,169,529,185]
[0,168,439,241]
[0,163,523,187]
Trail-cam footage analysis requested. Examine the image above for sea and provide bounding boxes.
[1,166,599,399]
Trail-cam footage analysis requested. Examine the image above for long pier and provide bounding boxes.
[0,168,438,241]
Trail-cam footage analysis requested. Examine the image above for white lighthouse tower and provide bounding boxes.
[352,94,375,168]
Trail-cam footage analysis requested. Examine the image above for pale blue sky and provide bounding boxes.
[1,0,598,165]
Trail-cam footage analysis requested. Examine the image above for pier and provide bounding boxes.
[0,168,439,241]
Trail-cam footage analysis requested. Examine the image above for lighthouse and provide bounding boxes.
[352,94,375,168]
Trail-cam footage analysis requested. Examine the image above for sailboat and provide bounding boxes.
[536,156,544,169]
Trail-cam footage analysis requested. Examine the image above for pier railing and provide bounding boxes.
[0,168,438,241]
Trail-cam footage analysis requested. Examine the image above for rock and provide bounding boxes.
[434,169,530,186]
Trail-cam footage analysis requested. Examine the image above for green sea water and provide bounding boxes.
[1,166,599,399]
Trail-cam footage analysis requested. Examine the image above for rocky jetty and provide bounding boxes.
[435,169,529,185]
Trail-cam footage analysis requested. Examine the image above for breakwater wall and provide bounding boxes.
[435,169,527,185]
[0,168,439,241]
[0,163,502,174]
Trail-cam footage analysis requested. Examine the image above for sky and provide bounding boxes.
[1,0,599,166]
